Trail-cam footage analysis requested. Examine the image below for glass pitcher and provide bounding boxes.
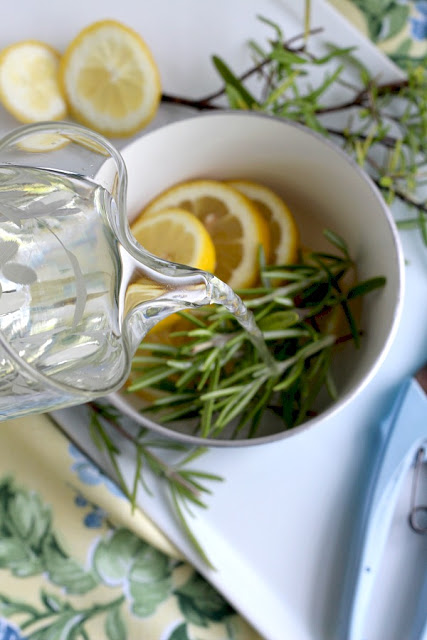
[0,121,246,421]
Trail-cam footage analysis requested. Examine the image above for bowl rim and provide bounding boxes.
[109,109,405,448]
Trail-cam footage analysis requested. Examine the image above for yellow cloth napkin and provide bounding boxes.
[0,414,261,640]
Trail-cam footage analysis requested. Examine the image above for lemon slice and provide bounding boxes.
[0,41,67,123]
[60,19,161,137]
[16,132,69,153]
[131,207,216,272]
[142,179,271,288]
[127,207,216,332]
[227,179,299,265]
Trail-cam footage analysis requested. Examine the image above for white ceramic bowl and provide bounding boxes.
[110,111,404,446]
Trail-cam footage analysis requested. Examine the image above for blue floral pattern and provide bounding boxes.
[411,1,427,39]
[0,619,25,640]
[342,0,427,68]
[68,444,125,498]
[72,492,108,529]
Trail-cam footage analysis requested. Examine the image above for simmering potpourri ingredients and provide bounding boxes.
[127,178,386,439]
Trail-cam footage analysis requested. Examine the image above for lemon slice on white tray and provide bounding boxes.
[0,41,67,122]
[60,19,161,137]
[141,179,271,288]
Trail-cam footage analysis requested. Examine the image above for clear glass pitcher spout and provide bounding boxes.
[0,122,223,420]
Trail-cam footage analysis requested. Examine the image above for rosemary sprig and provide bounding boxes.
[128,231,386,439]
[87,401,222,569]
[161,17,427,247]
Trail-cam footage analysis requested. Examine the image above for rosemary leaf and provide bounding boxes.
[212,55,259,108]
[176,362,203,389]
[200,358,221,437]
[322,229,350,259]
[214,378,266,430]
[127,366,178,392]
[347,276,387,300]
[176,310,207,327]
[160,403,201,423]
[152,393,197,407]
[170,486,215,570]
[130,446,143,509]
[234,376,277,438]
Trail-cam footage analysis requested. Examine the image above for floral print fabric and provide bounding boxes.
[0,416,259,640]
[331,0,427,66]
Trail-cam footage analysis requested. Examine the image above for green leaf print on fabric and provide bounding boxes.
[381,4,410,39]
[93,529,144,585]
[93,528,173,617]
[105,605,127,640]
[0,478,46,576]
[2,591,126,640]
[24,611,86,640]
[7,489,52,549]
[174,572,234,627]
[0,477,98,593]
[42,536,98,595]
[0,538,43,576]
[168,622,191,640]
[40,591,66,614]
[351,0,410,41]
[0,594,39,617]
[127,544,172,617]
[0,475,243,639]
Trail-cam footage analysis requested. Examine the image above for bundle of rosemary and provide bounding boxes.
[126,230,385,440]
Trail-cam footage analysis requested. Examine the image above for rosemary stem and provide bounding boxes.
[88,403,201,498]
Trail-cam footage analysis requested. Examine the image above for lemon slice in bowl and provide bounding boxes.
[131,207,216,272]
[142,179,271,288]
[227,179,299,265]
[127,207,216,331]
[0,41,67,123]
[60,19,161,137]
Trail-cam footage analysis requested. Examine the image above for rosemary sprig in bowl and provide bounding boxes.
[125,230,385,442]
